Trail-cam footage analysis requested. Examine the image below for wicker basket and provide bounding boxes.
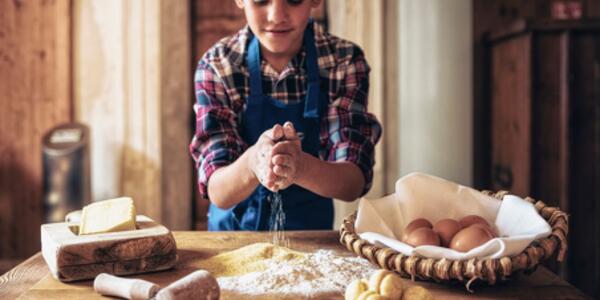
[339,190,569,290]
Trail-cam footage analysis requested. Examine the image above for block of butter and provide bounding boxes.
[79,197,137,235]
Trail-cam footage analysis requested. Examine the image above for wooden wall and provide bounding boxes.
[568,29,600,298]
[473,0,600,189]
[73,0,192,231]
[0,0,72,273]
[474,1,600,298]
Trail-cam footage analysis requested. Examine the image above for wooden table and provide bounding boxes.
[0,231,590,299]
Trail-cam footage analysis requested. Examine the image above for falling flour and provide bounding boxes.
[199,243,378,300]
[268,192,289,247]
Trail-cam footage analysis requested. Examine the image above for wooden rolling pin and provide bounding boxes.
[94,270,219,300]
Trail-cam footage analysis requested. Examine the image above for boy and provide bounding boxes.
[189,0,381,231]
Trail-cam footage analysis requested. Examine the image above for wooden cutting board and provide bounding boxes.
[41,215,177,282]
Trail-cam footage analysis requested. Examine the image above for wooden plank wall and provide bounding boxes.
[475,1,600,298]
[568,32,600,298]
[531,33,570,210]
[73,0,192,230]
[473,0,600,189]
[159,0,194,230]
[473,0,538,190]
[0,0,71,273]
[190,0,327,230]
[490,35,532,196]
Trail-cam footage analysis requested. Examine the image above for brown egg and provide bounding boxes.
[471,223,498,238]
[433,218,462,247]
[450,225,494,252]
[406,227,440,247]
[402,218,433,241]
[458,215,490,229]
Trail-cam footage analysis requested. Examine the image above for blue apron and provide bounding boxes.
[208,22,334,231]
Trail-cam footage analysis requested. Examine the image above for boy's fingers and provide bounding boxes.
[272,141,299,155]
[273,165,293,177]
[263,172,283,186]
[272,154,292,167]
[283,122,296,140]
[271,124,284,141]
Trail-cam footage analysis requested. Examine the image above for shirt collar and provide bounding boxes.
[232,22,337,71]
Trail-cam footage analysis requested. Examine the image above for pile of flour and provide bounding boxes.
[217,249,377,299]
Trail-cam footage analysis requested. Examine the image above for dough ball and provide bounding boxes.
[402,286,433,300]
[346,279,369,300]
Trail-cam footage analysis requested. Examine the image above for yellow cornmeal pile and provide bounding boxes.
[195,242,306,277]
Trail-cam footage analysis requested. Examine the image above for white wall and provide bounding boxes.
[327,0,473,228]
[399,0,473,186]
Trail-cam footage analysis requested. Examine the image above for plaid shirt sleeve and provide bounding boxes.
[189,58,248,199]
[324,47,382,196]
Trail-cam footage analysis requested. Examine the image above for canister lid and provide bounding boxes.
[42,123,89,155]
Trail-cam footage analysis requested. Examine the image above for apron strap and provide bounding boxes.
[247,36,263,98]
[247,21,321,119]
[304,20,320,119]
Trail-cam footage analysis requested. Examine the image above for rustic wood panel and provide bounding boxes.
[0,259,23,276]
[490,34,532,196]
[486,20,600,298]
[568,32,600,299]
[194,0,244,18]
[159,0,193,230]
[531,33,569,210]
[530,32,570,276]
[118,0,163,226]
[474,0,600,189]
[473,0,538,190]
[587,0,600,17]
[0,0,71,264]
[73,0,192,230]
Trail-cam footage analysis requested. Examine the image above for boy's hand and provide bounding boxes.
[270,122,304,191]
[249,124,284,192]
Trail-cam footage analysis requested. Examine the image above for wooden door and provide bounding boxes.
[490,34,532,196]
[531,32,570,210]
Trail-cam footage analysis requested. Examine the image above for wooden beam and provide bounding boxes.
[160,0,193,230]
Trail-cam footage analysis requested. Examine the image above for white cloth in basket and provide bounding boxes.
[355,172,552,260]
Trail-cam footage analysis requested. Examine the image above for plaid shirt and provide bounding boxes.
[189,22,382,199]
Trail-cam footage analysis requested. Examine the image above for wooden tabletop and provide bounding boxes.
[0,231,590,300]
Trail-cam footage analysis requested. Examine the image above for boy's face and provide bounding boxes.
[235,0,321,58]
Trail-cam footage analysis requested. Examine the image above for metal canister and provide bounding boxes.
[42,123,91,223]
